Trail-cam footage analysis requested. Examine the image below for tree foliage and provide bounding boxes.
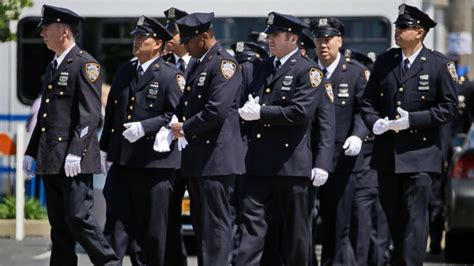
[0,0,33,42]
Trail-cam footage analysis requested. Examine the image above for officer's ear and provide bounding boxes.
[154,38,164,52]
[416,27,427,41]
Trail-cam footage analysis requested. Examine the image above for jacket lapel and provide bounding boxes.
[400,47,427,84]
[269,52,299,85]
[390,51,402,85]
[50,45,80,82]
[186,43,221,85]
[134,57,161,91]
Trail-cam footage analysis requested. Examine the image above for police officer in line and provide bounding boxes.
[162,7,197,77]
[344,49,391,266]
[301,27,337,266]
[236,12,324,266]
[22,5,120,265]
[361,4,458,265]
[310,17,370,266]
[169,12,245,266]
[99,16,182,266]
[161,7,196,266]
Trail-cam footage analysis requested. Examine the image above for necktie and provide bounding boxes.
[322,68,328,76]
[274,60,281,72]
[49,59,58,80]
[136,65,144,80]
[402,58,410,77]
[178,58,186,73]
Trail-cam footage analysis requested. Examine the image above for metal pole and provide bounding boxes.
[15,123,25,241]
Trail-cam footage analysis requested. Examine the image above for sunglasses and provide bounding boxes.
[396,24,420,30]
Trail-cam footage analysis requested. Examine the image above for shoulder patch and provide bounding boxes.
[309,68,323,88]
[325,83,334,103]
[221,60,237,79]
[84,62,100,83]
[364,69,370,81]
[447,61,458,82]
[176,74,186,92]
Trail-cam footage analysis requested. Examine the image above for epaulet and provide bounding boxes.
[162,53,173,62]
[428,49,448,59]
[346,58,365,69]
[77,50,91,59]
[162,60,178,71]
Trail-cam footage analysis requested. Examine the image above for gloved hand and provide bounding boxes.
[239,94,261,121]
[177,136,188,151]
[122,122,145,143]
[343,136,363,156]
[100,151,112,175]
[311,168,329,187]
[388,107,410,132]
[154,126,173,152]
[64,154,81,177]
[23,155,36,178]
[373,117,390,135]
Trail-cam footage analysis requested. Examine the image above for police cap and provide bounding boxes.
[176,13,214,44]
[164,7,189,34]
[38,5,83,28]
[130,15,173,41]
[231,41,269,58]
[300,28,315,50]
[344,49,375,69]
[310,17,345,38]
[394,4,436,29]
[264,12,309,35]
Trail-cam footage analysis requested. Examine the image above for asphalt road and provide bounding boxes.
[0,236,461,266]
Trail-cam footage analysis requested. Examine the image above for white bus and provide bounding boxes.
[0,0,416,193]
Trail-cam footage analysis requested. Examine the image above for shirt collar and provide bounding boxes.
[401,46,423,68]
[174,53,192,66]
[137,55,159,72]
[275,48,299,67]
[318,52,341,80]
[53,43,76,67]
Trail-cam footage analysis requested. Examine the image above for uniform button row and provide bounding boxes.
[396,101,401,106]
[131,96,135,101]
[266,88,271,93]
[129,106,134,110]
[127,115,131,120]
[45,98,50,103]
[43,113,47,118]
[399,87,404,92]
[48,85,53,90]
[187,86,191,91]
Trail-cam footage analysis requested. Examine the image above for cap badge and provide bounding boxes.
[399,4,405,15]
[319,18,328,27]
[137,16,145,26]
[236,42,244,53]
[268,14,274,25]
[169,8,175,18]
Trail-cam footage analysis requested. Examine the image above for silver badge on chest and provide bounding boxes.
[57,72,69,86]
[197,72,207,86]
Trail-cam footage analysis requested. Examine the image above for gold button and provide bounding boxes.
[410,130,413,133]
[84,149,87,152]
[342,101,346,105]
[206,140,210,144]
[182,116,186,121]
[45,98,50,103]
[82,153,86,156]
[127,115,131,120]
[241,121,245,124]
[282,96,286,100]
[131,96,135,101]
[59,91,64,95]
[42,113,47,118]
[149,104,153,108]
[114,100,118,104]
[41,127,46,132]
[58,137,62,141]
[198,94,202,99]
[48,85,53,90]
[380,93,384,96]
[266,88,271,93]
[285,143,289,148]
[262,104,266,106]
[111,129,115,133]
[423,137,427,141]
[396,114,400,119]
[129,106,134,110]
[184,101,188,106]
[256,133,261,139]
[187,86,191,91]
[421,96,425,100]
[399,87,404,92]
[396,101,401,106]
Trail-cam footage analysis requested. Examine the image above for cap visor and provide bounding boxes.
[314,29,339,38]
[179,35,193,45]
[130,28,149,36]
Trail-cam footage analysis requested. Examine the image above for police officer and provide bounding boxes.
[236,12,323,266]
[310,17,370,266]
[161,7,196,266]
[162,7,197,77]
[361,4,458,265]
[22,5,119,266]
[169,12,245,266]
[99,16,182,266]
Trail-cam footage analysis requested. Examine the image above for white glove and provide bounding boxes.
[23,155,35,178]
[154,126,173,152]
[373,117,390,135]
[169,115,179,126]
[239,94,261,121]
[64,154,81,177]
[343,136,363,156]
[100,151,112,175]
[122,122,145,143]
[311,168,329,187]
[388,107,410,132]
[177,136,188,151]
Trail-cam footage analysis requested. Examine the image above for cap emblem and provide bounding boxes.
[268,14,274,25]
[137,16,145,26]
[319,18,328,27]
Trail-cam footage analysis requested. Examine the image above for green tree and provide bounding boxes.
[0,0,33,42]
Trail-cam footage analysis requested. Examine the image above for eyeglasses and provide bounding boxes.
[396,24,420,30]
